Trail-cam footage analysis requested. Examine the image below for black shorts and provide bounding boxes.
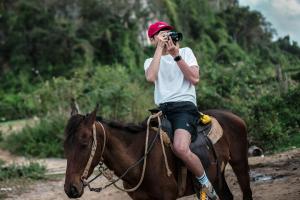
[159,101,199,141]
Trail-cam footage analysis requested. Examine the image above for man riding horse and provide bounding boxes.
[144,21,219,200]
[64,21,253,200]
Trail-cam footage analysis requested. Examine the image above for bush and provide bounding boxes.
[23,64,153,122]
[249,86,300,151]
[1,0,299,153]
[1,114,66,158]
[215,43,248,64]
[0,162,46,180]
[0,65,154,158]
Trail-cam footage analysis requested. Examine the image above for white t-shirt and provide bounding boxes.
[144,47,199,106]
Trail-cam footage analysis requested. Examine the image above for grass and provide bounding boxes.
[0,118,29,126]
[0,160,46,198]
[0,117,39,137]
[0,177,42,199]
[289,132,300,147]
[0,159,63,199]
[0,161,46,181]
[0,115,65,158]
[271,132,300,153]
[0,118,37,127]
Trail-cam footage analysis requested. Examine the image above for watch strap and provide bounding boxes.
[174,55,182,62]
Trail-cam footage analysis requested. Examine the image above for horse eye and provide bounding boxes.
[80,141,90,148]
[79,133,91,148]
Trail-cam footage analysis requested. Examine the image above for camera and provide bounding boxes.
[167,31,183,43]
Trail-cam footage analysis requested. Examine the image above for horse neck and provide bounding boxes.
[97,122,146,183]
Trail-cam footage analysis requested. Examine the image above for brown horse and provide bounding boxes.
[64,105,253,200]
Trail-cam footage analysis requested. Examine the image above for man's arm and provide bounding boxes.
[166,40,200,85]
[145,32,168,83]
[175,59,199,85]
[145,46,163,83]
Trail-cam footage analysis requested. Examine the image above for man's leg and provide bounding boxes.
[172,128,204,176]
[172,129,219,200]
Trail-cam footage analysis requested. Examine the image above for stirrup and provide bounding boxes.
[196,186,219,200]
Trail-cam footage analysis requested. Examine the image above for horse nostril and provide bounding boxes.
[70,185,79,196]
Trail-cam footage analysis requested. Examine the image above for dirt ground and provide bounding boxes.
[0,148,299,200]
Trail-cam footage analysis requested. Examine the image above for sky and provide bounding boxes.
[238,0,300,44]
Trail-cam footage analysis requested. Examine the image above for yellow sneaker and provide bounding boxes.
[197,183,219,200]
[200,190,207,200]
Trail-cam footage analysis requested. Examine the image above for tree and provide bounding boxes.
[218,6,275,50]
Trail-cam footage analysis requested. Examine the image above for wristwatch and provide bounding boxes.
[174,55,182,62]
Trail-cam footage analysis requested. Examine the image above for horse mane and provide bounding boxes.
[96,116,147,134]
[64,114,85,145]
[64,114,148,147]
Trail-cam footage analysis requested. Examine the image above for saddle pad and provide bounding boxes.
[152,117,223,146]
[207,117,223,144]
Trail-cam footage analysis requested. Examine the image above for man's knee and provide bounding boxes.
[173,129,191,158]
[173,142,189,157]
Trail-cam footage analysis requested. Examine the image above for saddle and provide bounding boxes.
[148,108,223,145]
[148,108,223,196]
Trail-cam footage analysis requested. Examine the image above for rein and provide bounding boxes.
[81,112,170,193]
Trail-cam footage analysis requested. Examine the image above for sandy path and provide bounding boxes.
[1,148,300,200]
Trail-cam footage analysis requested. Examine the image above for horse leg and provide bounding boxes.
[126,183,177,200]
[128,192,176,200]
[226,116,253,200]
[229,158,253,200]
[216,171,233,200]
[127,191,152,200]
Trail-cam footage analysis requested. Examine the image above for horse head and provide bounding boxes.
[64,103,103,198]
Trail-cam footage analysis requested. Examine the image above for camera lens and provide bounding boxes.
[167,31,183,42]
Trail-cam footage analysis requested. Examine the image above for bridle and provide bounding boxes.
[80,112,171,193]
[81,121,106,182]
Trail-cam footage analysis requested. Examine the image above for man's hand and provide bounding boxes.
[166,37,179,57]
[156,31,168,49]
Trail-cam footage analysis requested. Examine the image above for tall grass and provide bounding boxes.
[1,114,66,158]
[0,161,46,180]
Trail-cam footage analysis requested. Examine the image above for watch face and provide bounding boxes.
[174,55,181,61]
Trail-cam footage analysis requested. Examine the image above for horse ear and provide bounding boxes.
[85,104,99,126]
[70,98,80,116]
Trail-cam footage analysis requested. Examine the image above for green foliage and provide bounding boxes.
[162,0,179,29]
[191,35,218,64]
[0,0,81,77]
[73,65,153,120]
[1,0,300,153]
[0,131,3,142]
[249,86,300,150]
[218,6,274,50]
[0,159,4,166]
[23,64,153,122]
[276,36,300,58]
[1,65,153,158]
[0,70,39,120]
[0,92,37,121]
[0,0,146,81]
[176,0,215,40]
[0,162,46,180]
[215,43,248,64]
[1,114,66,157]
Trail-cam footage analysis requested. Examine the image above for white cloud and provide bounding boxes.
[246,0,261,5]
[239,0,267,6]
[271,0,300,16]
[238,0,300,43]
